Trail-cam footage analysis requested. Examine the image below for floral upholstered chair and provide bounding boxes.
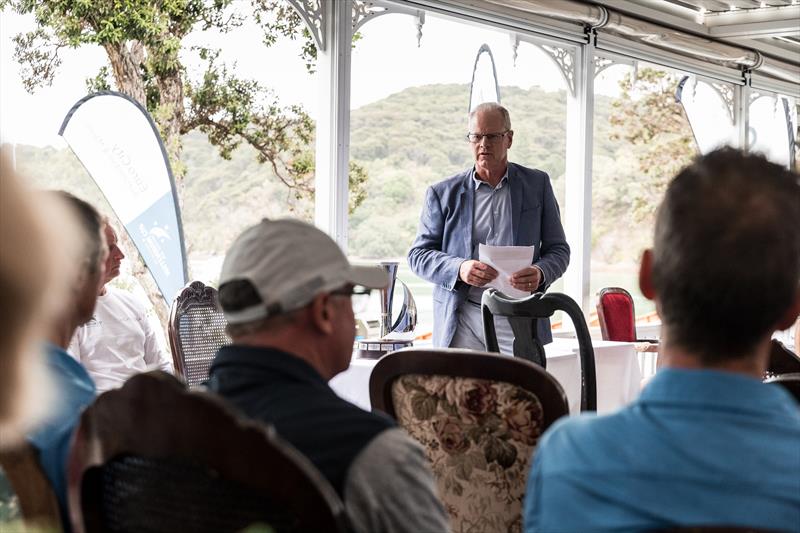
[369,348,569,533]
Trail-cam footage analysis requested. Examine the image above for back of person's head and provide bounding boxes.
[52,191,105,277]
[651,147,800,363]
[0,155,82,445]
[218,218,387,339]
[47,191,107,328]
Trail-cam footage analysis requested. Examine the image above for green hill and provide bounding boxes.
[8,83,627,264]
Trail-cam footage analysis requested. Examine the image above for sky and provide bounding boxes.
[0,3,626,147]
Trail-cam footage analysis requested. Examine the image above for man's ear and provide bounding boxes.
[639,249,656,300]
[506,130,513,149]
[775,289,800,331]
[309,293,335,335]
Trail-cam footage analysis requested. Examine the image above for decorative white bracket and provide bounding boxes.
[540,44,576,96]
[593,56,614,76]
[352,0,426,46]
[285,0,326,52]
[510,34,520,66]
[710,81,735,123]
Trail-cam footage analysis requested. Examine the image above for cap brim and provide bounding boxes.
[347,265,390,289]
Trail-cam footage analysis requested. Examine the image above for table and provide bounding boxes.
[329,338,642,415]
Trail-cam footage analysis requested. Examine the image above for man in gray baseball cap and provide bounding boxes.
[208,218,450,533]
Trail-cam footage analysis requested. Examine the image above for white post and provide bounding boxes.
[314,0,353,252]
[563,43,595,316]
[735,74,751,150]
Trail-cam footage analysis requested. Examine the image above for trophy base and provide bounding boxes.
[356,338,414,359]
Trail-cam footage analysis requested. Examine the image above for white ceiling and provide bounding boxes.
[593,0,800,64]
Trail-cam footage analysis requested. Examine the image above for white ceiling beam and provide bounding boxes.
[595,0,710,35]
[709,19,800,38]
[732,37,800,59]
[704,5,800,37]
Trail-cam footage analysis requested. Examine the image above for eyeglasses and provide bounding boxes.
[466,131,510,144]
[330,285,372,314]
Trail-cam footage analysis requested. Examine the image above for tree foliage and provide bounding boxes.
[2,0,368,208]
[609,68,696,219]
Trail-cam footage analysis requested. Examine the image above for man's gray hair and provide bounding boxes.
[468,102,511,130]
[52,191,104,275]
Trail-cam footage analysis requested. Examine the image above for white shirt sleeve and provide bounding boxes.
[140,311,174,374]
[67,334,82,363]
[344,427,451,533]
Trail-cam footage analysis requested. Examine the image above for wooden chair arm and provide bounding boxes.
[0,443,62,531]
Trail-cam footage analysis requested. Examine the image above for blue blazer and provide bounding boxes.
[408,163,570,348]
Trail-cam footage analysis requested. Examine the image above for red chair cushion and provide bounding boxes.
[600,292,636,342]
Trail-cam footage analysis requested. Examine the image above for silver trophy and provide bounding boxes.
[357,261,417,359]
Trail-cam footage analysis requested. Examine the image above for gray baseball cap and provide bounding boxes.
[219,218,388,324]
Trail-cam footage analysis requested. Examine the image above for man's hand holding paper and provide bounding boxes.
[458,259,498,287]
[478,244,537,299]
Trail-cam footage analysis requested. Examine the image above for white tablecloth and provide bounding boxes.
[329,338,642,415]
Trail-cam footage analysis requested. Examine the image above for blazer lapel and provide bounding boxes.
[509,163,523,244]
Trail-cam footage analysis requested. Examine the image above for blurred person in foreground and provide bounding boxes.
[0,153,63,447]
[27,192,106,524]
[208,218,450,533]
[524,148,800,531]
[69,220,173,392]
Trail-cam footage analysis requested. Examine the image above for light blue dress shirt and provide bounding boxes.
[467,168,513,304]
[524,368,800,532]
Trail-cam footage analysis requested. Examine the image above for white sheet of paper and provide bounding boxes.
[478,244,535,299]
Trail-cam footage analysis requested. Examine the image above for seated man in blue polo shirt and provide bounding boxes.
[208,218,450,533]
[524,148,800,532]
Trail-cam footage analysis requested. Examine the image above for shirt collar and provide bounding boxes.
[639,368,797,417]
[211,344,328,387]
[471,166,509,190]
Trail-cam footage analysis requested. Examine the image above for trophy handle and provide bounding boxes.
[390,280,417,333]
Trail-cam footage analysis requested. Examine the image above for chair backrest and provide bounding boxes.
[482,290,597,411]
[369,348,569,533]
[596,287,637,342]
[795,317,799,356]
[767,339,800,376]
[67,371,350,533]
[168,281,231,386]
[0,442,61,531]
[764,373,800,404]
[652,526,785,532]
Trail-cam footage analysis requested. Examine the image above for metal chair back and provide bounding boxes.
[481,289,597,411]
[168,281,230,386]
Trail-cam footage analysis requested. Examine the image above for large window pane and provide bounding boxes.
[1,1,317,335]
[349,13,569,338]
[749,93,795,168]
[591,60,697,326]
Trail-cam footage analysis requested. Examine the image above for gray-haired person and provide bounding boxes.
[207,218,450,533]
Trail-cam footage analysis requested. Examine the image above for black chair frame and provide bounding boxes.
[481,289,597,411]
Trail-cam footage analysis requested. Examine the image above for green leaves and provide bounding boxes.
[4,0,366,209]
[85,65,111,92]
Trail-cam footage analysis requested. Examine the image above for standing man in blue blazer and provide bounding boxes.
[408,102,570,353]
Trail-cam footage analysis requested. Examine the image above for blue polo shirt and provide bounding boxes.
[28,343,96,527]
[524,368,800,532]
